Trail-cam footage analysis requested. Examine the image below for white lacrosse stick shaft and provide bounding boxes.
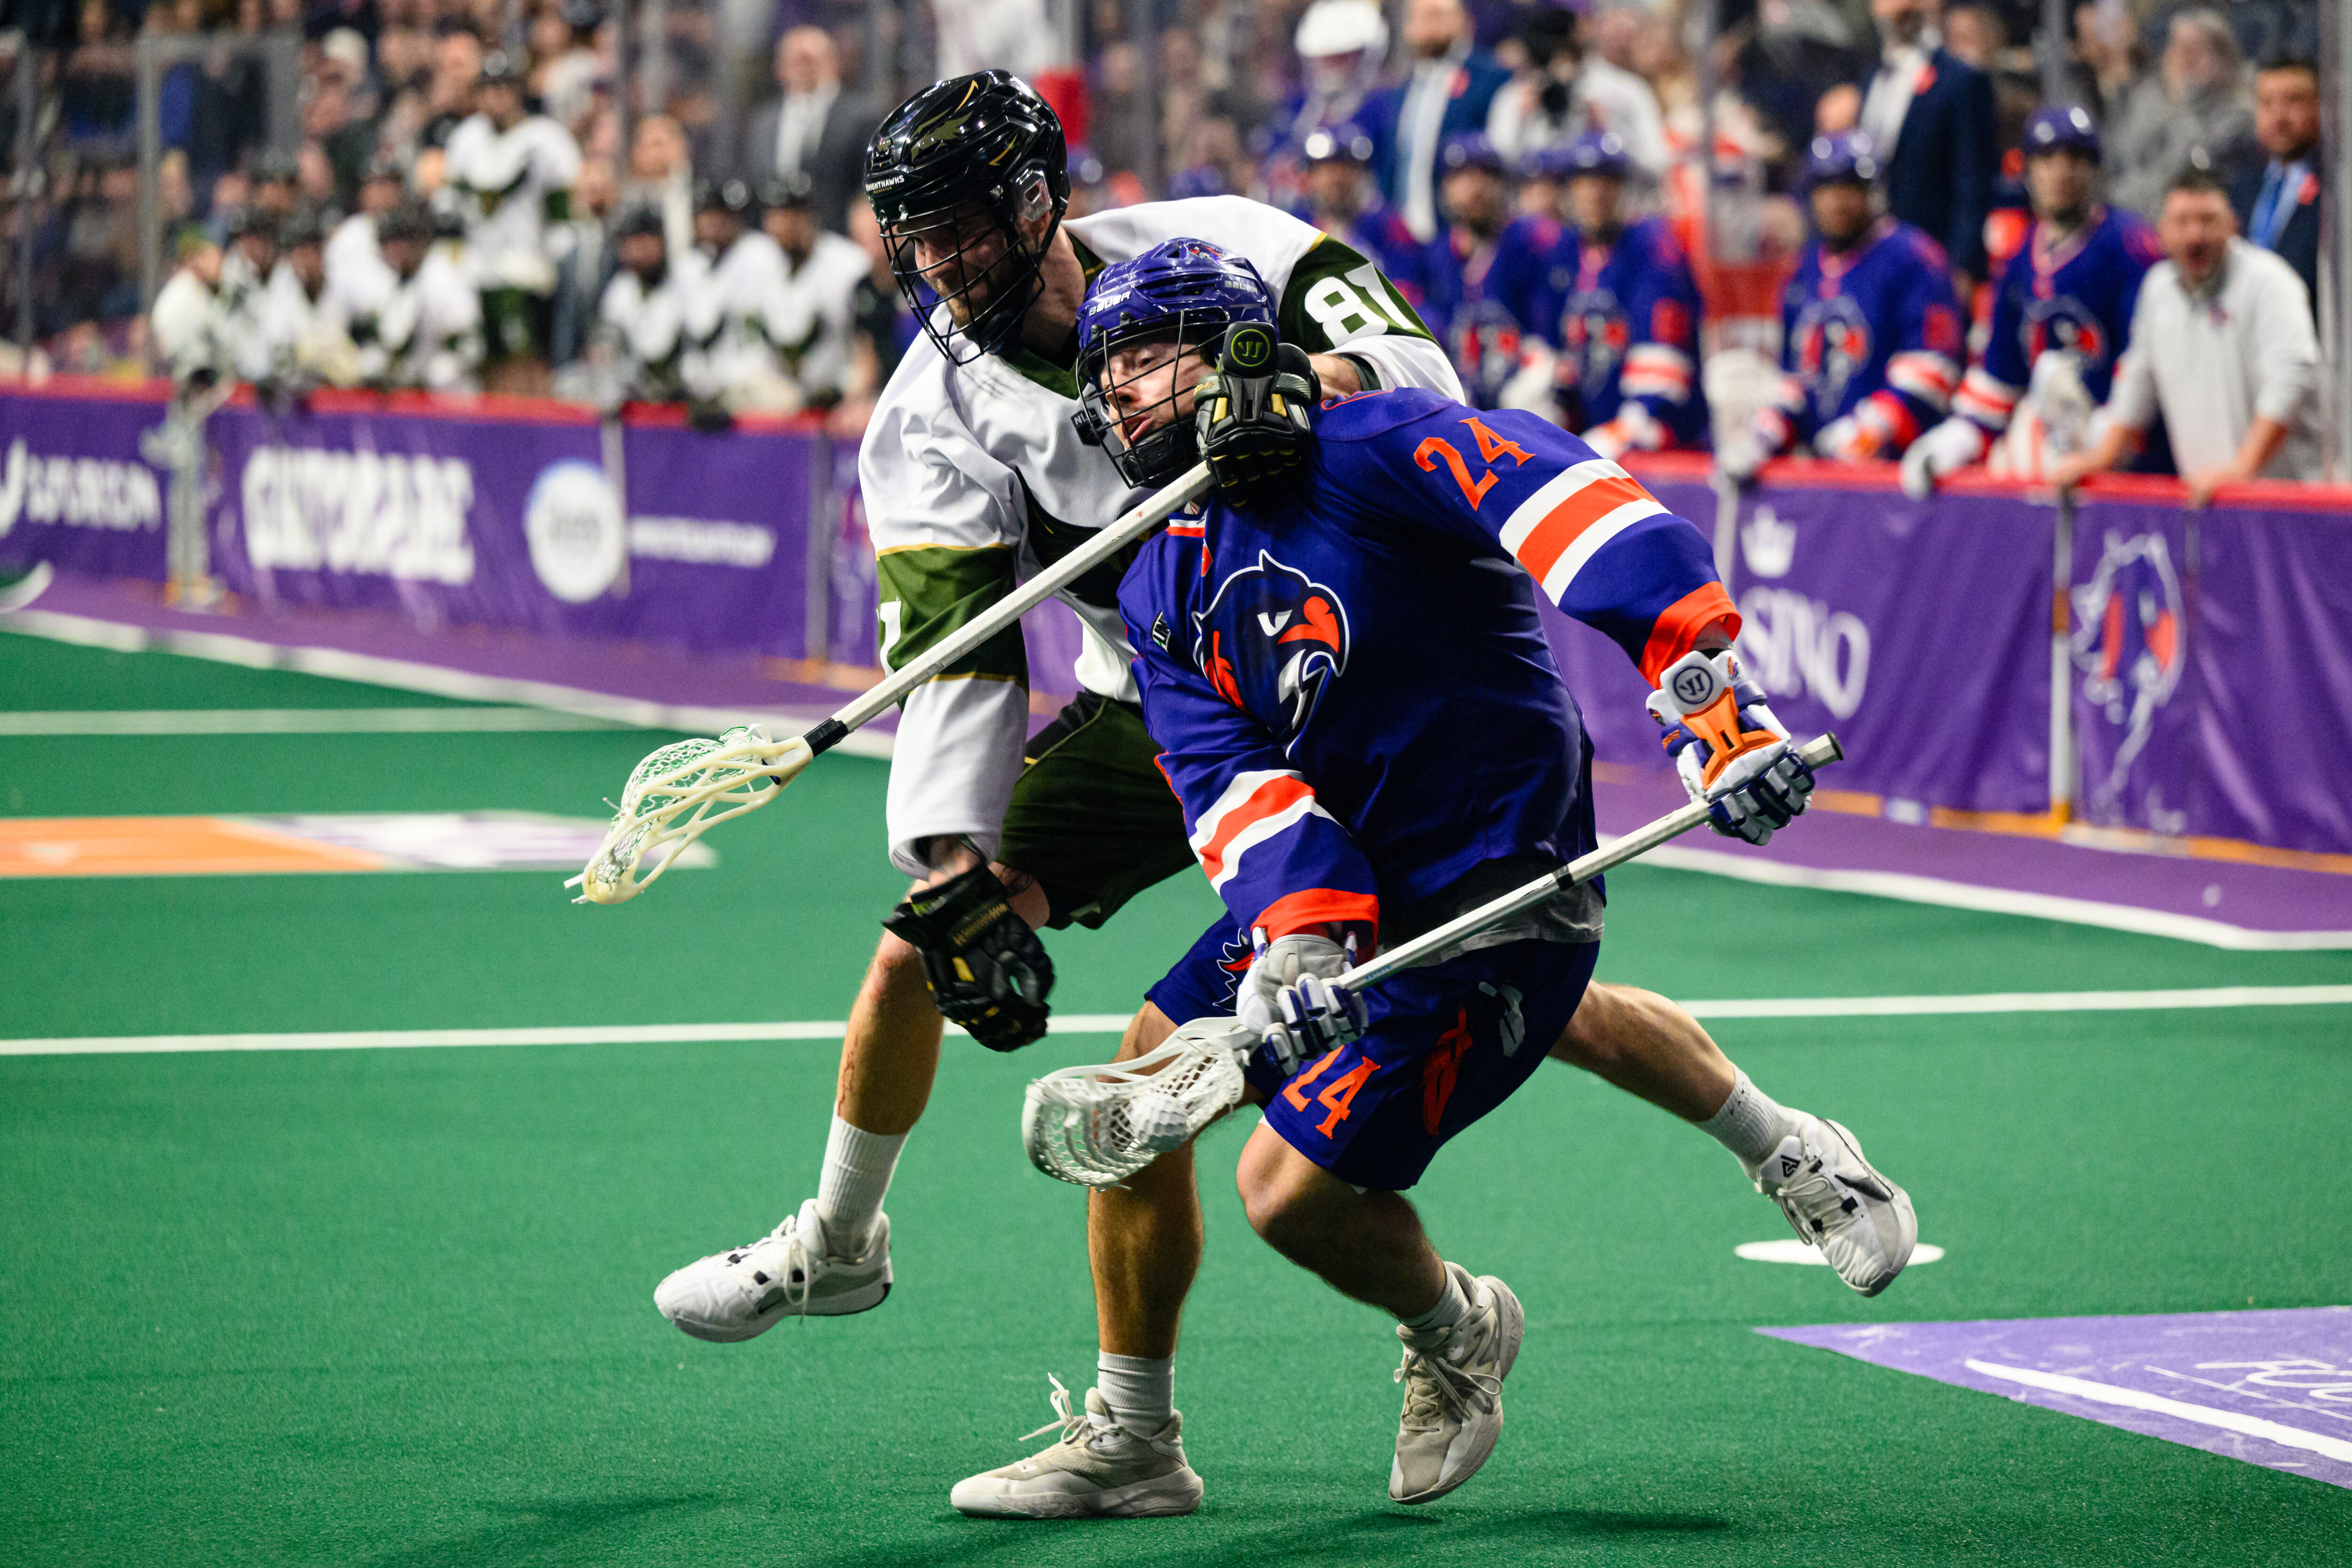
[574,461,1215,903]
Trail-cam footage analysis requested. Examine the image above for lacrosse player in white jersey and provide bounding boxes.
[443,51,580,389]
[652,67,1458,1350]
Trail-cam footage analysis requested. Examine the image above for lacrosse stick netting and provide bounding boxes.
[568,725,812,904]
[1023,1023,1252,1187]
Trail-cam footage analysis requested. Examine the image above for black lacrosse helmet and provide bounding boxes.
[865,71,1071,363]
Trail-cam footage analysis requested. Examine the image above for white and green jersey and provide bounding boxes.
[858,194,1458,875]
[443,112,581,294]
[755,231,869,400]
[376,247,485,393]
[598,251,713,403]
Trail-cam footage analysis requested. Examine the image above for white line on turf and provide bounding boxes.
[4,986,2347,1056]
[0,708,624,735]
[1628,841,2352,952]
[1736,1239,1945,1265]
[0,609,893,758]
[1964,1359,2352,1465]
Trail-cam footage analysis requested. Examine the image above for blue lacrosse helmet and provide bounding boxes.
[1299,121,1375,166]
[1556,129,1633,180]
[2022,104,2101,163]
[1073,237,1279,488]
[1804,131,1881,188]
[1439,131,1510,176]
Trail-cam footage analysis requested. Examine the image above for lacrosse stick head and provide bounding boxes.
[1023,1019,1253,1187]
[569,725,811,904]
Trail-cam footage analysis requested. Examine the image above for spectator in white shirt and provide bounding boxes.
[2052,168,2321,504]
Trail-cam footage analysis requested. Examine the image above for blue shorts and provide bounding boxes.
[1149,926,1599,1191]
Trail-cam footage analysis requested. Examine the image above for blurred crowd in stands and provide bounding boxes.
[0,0,2329,482]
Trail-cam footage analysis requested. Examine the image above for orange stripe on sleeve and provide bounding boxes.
[1253,888,1381,946]
[1513,472,1656,583]
[1638,582,1740,685]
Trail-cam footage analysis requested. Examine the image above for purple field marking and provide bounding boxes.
[1762,1308,2352,1489]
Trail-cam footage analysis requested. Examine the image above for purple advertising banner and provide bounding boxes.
[1718,479,2054,815]
[206,403,817,660]
[0,384,172,581]
[2190,505,2352,855]
[619,421,814,660]
[1765,1308,2352,1490]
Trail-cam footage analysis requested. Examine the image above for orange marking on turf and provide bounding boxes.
[0,818,389,878]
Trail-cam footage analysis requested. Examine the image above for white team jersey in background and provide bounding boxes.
[444,113,583,294]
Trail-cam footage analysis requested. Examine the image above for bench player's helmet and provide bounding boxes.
[2022,104,2101,163]
[1804,131,1881,189]
[1072,237,1278,488]
[865,71,1071,363]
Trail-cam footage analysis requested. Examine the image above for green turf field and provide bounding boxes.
[4,631,2350,1567]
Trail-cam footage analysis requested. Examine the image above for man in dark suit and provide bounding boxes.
[1362,0,1513,242]
[2232,56,2322,315]
[739,27,880,235]
[1854,0,1997,282]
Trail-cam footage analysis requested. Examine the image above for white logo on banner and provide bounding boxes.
[240,446,476,583]
[626,516,776,567]
[1737,587,1872,720]
[524,460,625,603]
[1740,504,1796,578]
[0,438,163,538]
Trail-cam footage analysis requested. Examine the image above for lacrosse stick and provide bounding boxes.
[568,460,1216,904]
[1024,732,1846,1186]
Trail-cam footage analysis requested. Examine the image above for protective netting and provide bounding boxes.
[1022,1021,1252,1187]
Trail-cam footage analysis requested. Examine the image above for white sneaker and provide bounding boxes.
[1752,1116,1916,1296]
[652,1200,891,1341]
[1390,1264,1524,1504]
[949,1377,1204,1519]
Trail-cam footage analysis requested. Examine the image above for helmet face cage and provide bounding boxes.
[1074,307,1232,489]
[875,173,1061,365]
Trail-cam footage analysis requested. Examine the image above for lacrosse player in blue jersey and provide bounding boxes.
[946,237,1918,1517]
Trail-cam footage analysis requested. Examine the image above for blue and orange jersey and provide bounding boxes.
[1954,204,2161,434]
[1526,215,1709,449]
[1118,387,1735,954]
[1772,218,1965,450]
[1418,215,1560,407]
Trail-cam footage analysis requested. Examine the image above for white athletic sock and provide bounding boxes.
[1096,1351,1175,1436]
[1399,1266,1472,1346]
[1700,1069,1799,1171]
[814,1114,904,1256]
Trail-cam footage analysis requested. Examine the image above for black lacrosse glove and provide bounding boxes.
[1194,323,1319,496]
[882,863,1055,1051]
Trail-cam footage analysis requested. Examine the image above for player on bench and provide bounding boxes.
[946,239,1916,1514]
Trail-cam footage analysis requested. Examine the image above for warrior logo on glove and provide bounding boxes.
[1072,239,1319,496]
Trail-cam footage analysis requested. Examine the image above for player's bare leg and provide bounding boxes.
[1089,1003,1198,1361]
[1548,980,1917,1294]
[1235,1127,1521,1505]
[654,863,1051,1341]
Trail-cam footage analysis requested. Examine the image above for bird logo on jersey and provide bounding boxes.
[2025,296,2111,374]
[2070,530,2184,808]
[1559,291,1632,405]
[1192,549,1352,740]
[1794,298,1873,415]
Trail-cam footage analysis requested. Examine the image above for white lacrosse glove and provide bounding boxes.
[1899,416,1989,500]
[1715,422,1773,485]
[1237,932,1352,1081]
[1646,649,1815,846]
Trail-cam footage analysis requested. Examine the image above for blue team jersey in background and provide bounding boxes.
[1418,216,1561,408]
[1774,217,1965,447]
[1526,215,1710,448]
[1117,387,1733,952]
[1953,204,2161,432]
